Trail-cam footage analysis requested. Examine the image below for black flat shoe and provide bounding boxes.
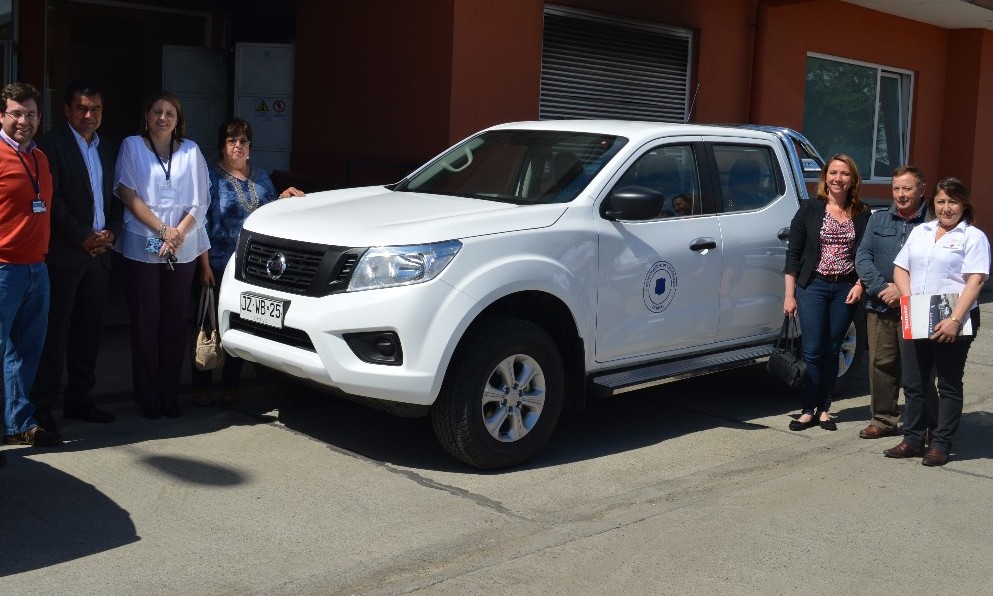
[789,415,817,431]
[161,404,181,419]
[819,418,837,431]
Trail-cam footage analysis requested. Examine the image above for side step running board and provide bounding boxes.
[591,344,775,397]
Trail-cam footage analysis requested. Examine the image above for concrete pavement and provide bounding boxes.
[2,293,992,595]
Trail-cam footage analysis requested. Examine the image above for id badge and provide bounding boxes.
[158,183,179,207]
[32,199,47,214]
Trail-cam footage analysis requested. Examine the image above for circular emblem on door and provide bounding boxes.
[643,260,678,313]
[266,252,287,280]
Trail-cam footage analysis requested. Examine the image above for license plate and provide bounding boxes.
[240,293,286,328]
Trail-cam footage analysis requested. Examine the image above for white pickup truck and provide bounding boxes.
[218,120,861,469]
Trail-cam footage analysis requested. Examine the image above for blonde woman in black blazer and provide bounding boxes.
[783,154,869,431]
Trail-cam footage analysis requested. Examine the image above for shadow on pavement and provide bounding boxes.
[945,411,993,463]
[53,397,277,456]
[0,455,139,577]
[273,362,836,473]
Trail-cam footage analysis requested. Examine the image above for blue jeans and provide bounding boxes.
[795,277,858,414]
[900,308,979,452]
[0,262,50,435]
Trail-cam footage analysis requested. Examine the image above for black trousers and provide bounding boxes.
[31,258,110,408]
[900,307,980,452]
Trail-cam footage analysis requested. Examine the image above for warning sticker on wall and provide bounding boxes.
[253,97,290,121]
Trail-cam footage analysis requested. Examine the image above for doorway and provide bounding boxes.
[44,1,210,141]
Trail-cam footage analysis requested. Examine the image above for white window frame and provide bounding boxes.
[804,52,914,182]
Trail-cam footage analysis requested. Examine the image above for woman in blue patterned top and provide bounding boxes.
[192,117,304,405]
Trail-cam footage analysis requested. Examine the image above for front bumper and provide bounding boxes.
[218,265,476,406]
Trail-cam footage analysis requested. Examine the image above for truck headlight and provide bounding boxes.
[348,240,461,291]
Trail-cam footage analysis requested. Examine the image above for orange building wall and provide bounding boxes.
[939,29,993,235]
[294,0,990,236]
[293,0,457,186]
[751,1,950,203]
[294,0,770,186]
[448,0,544,144]
[546,0,757,124]
[294,0,764,186]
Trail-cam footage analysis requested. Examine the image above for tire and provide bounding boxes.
[834,308,866,394]
[431,317,565,470]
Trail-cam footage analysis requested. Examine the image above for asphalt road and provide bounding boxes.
[3,296,992,595]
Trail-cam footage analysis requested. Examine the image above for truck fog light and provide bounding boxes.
[343,331,404,365]
[374,337,396,356]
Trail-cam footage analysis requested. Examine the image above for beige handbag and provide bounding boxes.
[194,286,225,371]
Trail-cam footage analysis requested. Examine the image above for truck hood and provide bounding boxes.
[241,186,569,246]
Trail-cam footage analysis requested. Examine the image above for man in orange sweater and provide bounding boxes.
[0,82,62,456]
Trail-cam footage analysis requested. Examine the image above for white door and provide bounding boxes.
[162,45,226,161]
[235,43,295,173]
[712,141,796,342]
[595,141,722,363]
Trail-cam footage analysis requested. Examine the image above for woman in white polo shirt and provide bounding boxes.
[884,177,990,466]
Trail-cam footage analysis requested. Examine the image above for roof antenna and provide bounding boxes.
[685,82,700,124]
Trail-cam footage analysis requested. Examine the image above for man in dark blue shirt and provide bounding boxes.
[854,165,937,440]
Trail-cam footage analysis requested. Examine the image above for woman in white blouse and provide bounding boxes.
[114,91,210,419]
[884,177,990,466]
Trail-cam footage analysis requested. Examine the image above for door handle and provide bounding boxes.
[690,238,717,252]
[778,227,790,241]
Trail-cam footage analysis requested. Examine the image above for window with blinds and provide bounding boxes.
[540,6,693,122]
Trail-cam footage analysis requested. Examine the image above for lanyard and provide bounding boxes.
[10,142,41,199]
[152,139,173,184]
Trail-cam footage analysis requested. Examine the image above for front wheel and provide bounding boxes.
[431,317,564,470]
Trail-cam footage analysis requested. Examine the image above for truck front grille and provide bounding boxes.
[244,239,324,291]
[236,232,366,297]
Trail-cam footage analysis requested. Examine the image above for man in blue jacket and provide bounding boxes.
[854,165,937,440]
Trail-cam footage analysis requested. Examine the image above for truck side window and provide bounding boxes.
[612,144,701,218]
[713,145,784,212]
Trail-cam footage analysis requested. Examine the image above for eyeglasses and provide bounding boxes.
[226,138,251,147]
[3,111,40,122]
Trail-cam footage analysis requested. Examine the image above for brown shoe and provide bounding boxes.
[883,441,926,459]
[921,447,949,467]
[859,424,898,439]
[2,426,63,447]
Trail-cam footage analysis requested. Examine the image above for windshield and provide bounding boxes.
[397,130,627,204]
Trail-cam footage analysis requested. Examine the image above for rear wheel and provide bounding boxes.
[834,309,866,393]
[432,317,564,470]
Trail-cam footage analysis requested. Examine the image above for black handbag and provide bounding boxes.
[767,315,806,388]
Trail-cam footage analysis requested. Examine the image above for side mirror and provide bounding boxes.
[601,186,667,221]
[801,158,822,179]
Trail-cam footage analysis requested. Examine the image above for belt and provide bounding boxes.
[813,271,857,283]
